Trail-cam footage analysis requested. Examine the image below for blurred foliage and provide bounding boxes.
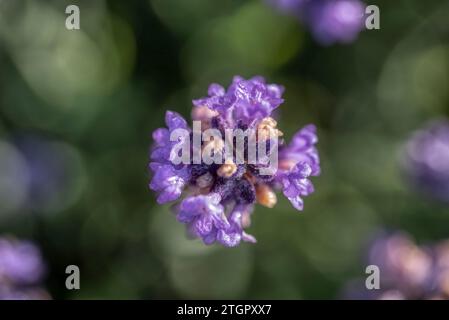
[0,0,448,299]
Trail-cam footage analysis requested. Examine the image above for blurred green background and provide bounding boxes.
[0,0,448,299]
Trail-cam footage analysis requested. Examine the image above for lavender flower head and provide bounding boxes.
[0,237,49,300]
[268,0,366,45]
[403,120,449,203]
[149,76,320,247]
[344,232,449,300]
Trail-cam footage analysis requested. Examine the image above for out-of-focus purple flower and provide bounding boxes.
[403,120,449,203]
[0,237,49,300]
[0,239,45,285]
[8,135,86,214]
[0,284,50,300]
[303,0,365,45]
[343,232,449,300]
[368,232,432,295]
[149,76,320,247]
[432,241,449,298]
[268,0,366,45]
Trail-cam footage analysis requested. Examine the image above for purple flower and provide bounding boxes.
[149,111,191,204]
[279,124,320,176]
[0,285,50,300]
[403,120,449,203]
[0,237,49,300]
[225,204,257,245]
[277,162,314,210]
[177,194,256,247]
[303,0,365,45]
[150,111,190,164]
[177,194,228,245]
[149,76,320,247]
[193,76,284,127]
[433,241,449,298]
[149,163,190,204]
[275,125,319,210]
[343,232,449,300]
[0,239,45,285]
[368,233,432,294]
[269,0,366,45]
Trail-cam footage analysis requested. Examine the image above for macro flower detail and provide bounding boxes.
[149,163,190,204]
[278,162,314,211]
[177,194,229,245]
[403,120,449,203]
[150,111,190,165]
[149,111,191,204]
[279,124,320,175]
[0,237,50,300]
[192,76,284,126]
[149,76,320,247]
[268,0,366,45]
